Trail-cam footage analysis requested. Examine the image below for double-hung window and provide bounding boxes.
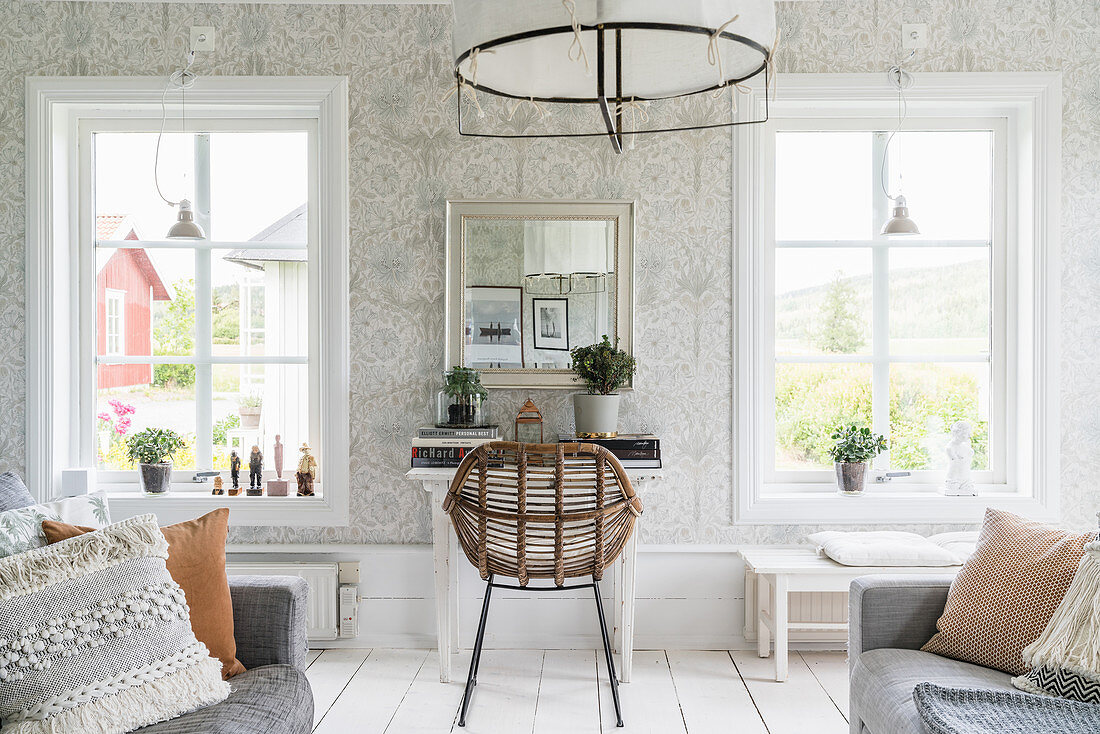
[27,77,349,526]
[734,73,1061,523]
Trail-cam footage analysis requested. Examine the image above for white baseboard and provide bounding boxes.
[227,543,850,650]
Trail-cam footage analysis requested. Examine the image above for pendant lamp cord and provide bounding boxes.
[154,51,198,208]
[880,51,916,203]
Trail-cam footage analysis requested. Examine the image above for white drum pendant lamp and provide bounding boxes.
[451,0,777,152]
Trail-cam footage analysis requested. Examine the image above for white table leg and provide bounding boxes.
[756,573,771,658]
[430,481,453,683]
[618,531,638,683]
[773,575,789,682]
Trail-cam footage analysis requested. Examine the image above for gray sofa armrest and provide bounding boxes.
[230,575,310,671]
[848,574,953,675]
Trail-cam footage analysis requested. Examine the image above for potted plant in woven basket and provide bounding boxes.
[828,424,887,496]
[570,336,636,438]
[126,427,186,495]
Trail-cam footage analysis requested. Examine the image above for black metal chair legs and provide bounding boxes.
[593,580,624,727]
[458,574,494,727]
[457,576,624,728]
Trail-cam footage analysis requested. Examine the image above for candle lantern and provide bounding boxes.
[514,399,544,444]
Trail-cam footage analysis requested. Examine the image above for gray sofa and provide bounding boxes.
[848,575,1019,734]
[136,575,314,734]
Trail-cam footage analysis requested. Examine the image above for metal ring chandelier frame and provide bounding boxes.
[454,22,772,154]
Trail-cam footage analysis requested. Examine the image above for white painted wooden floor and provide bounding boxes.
[305,649,850,734]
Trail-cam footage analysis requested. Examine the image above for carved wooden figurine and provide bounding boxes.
[229,451,242,495]
[212,476,224,495]
[247,445,264,496]
[296,443,317,497]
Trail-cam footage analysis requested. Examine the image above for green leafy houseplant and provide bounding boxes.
[828,424,888,464]
[440,367,489,427]
[569,336,636,395]
[125,428,186,466]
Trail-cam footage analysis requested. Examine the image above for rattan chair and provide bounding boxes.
[443,441,643,728]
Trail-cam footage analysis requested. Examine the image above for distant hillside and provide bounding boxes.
[776,259,988,344]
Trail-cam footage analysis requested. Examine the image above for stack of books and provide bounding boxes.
[557,433,661,469]
[411,425,500,468]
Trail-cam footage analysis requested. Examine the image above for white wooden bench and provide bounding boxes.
[739,547,961,682]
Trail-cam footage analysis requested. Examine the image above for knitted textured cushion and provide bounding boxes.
[42,509,246,679]
[922,508,1092,675]
[0,492,111,559]
[0,473,35,512]
[1012,541,1100,703]
[0,514,229,733]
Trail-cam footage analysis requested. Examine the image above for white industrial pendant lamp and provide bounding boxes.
[879,60,920,237]
[166,199,205,240]
[156,52,206,240]
[451,0,778,153]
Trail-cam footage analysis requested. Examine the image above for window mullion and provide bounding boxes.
[194,133,213,471]
[871,132,890,471]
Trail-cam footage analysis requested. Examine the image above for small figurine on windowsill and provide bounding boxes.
[267,434,290,496]
[229,450,242,496]
[212,475,224,495]
[296,443,317,497]
[944,421,976,496]
[247,445,264,496]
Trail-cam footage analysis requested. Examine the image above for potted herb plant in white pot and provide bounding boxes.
[828,424,888,496]
[238,393,262,430]
[570,336,636,438]
[126,427,186,495]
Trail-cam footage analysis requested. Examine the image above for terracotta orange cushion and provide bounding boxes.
[42,508,246,679]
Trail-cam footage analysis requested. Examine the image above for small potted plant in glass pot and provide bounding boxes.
[570,336,636,438]
[436,367,491,428]
[126,428,186,495]
[828,424,888,496]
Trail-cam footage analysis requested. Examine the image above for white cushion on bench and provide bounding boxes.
[807,531,965,567]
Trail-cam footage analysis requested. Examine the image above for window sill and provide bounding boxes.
[736,486,1056,525]
[105,488,348,527]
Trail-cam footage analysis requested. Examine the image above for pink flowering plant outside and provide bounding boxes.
[97,399,136,468]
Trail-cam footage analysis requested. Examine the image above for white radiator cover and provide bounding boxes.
[227,561,340,640]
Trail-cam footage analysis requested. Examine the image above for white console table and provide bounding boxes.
[406,465,663,684]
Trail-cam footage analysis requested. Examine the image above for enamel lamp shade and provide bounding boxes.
[167,199,206,240]
[880,195,920,236]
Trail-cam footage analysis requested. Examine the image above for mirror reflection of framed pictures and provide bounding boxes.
[532,298,569,351]
[464,286,524,368]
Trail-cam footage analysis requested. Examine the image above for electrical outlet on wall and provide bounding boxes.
[902,23,928,50]
[190,26,215,53]
[338,561,360,585]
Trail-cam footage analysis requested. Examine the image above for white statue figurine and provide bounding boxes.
[944,421,976,496]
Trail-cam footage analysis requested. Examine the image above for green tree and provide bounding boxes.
[153,278,196,388]
[813,271,865,354]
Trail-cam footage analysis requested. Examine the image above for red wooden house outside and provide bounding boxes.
[96,215,172,389]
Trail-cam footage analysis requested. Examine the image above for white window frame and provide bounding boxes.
[26,76,350,527]
[733,72,1061,524]
[104,288,125,356]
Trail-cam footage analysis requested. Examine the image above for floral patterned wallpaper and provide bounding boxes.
[0,0,1097,545]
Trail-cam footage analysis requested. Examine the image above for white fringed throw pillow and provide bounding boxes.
[1012,541,1100,703]
[0,514,229,733]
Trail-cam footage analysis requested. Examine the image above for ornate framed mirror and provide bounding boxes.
[445,200,635,389]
